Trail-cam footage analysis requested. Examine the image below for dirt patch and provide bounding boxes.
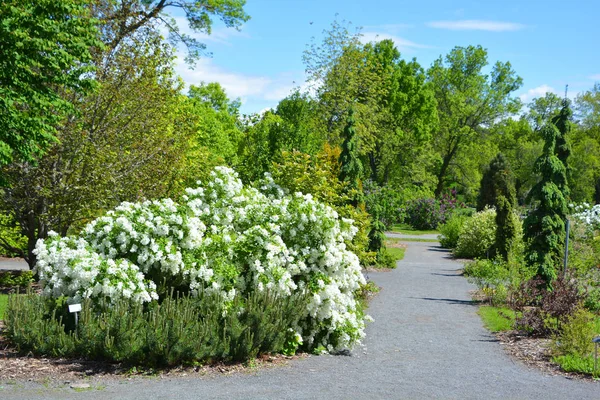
[495,330,597,381]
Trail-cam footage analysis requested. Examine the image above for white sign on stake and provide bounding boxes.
[68,303,82,326]
[68,304,82,313]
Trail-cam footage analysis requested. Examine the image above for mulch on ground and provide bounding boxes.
[495,330,597,382]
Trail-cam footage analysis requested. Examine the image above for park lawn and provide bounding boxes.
[386,237,439,244]
[386,246,405,262]
[389,223,440,236]
[0,293,7,320]
[478,306,515,332]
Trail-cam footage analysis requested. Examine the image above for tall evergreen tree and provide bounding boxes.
[551,98,572,198]
[524,124,569,285]
[479,153,518,260]
[339,107,364,206]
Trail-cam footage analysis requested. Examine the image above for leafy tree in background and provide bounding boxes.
[490,118,541,205]
[94,0,249,62]
[524,124,569,286]
[573,84,600,203]
[527,92,563,131]
[0,28,193,268]
[427,45,522,198]
[0,0,101,169]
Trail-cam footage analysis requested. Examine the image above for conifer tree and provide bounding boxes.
[551,98,572,197]
[339,107,364,207]
[524,124,569,285]
[368,206,386,253]
[480,153,518,260]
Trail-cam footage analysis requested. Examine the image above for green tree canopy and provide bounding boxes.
[0,0,101,168]
[427,45,522,198]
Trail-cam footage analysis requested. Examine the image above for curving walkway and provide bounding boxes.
[3,240,599,399]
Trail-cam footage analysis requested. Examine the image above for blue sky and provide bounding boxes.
[172,0,600,114]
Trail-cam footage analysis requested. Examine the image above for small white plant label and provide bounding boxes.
[68,304,82,313]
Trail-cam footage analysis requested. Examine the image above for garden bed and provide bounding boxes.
[495,330,597,381]
[0,323,304,383]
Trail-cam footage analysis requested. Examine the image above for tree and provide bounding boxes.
[479,153,518,259]
[0,29,194,268]
[427,45,522,197]
[339,107,364,206]
[93,0,249,62]
[551,98,573,191]
[524,124,569,285]
[573,84,600,203]
[0,0,101,168]
[527,92,563,131]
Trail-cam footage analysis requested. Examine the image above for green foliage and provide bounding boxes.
[427,45,522,197]
[5,290,308,366]
[552,307,598,359]
[0,0,101,167]
[438,214,468,249]
[0,271,34,289]
[464,258,510,305]
[268,148,375,268]
[0,212,27,257]
[1,26,194,267]
[339,107,364,206]
[368,207,386,253]
[0,294,7,320]
[524,124,570,285]
[553,354,600,378]
[454,208,497,259]
[96,0,249,63]
[478,306,515,332]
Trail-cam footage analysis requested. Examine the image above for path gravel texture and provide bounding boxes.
[2,239,599,399]
[0,258,28,271]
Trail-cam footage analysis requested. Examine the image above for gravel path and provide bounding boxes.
[3,241,599,399]
[0,258,28,271]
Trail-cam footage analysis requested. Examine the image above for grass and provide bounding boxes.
[0,293,7,320]
[389,223,440,236]
[477,306,515,332]
[386,246,405,262]
[386,237,439,243]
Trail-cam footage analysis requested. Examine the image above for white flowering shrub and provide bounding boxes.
[572,203,600,231]
[34,167,367,351]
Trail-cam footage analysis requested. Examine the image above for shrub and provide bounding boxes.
[552,307,598,358]
[32,167,368,352]
[553,354,599,378]
[464,258,509,305]
[405,198,443,230]
[454,208,497,259]
[0,271,34,289]
[512,276,584,336]
[5,290,308,365]
[438,214,468,249]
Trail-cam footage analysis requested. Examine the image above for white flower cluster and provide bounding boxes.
[33,167,367,350]
[571,203,600,230]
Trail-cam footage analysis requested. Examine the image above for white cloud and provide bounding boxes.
[174,54,303,112]
[427,20,525,32]
[360,32,430,51]
[519,84,556,102]
[590,74,600,81]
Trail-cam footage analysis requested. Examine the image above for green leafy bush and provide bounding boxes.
[0,271,34,288]
[438,214,468,249]
[552,307,598,358]
[454,208,497,259]
[5,290,308,366]
[0,213,27,257]
[464,258,509,305]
